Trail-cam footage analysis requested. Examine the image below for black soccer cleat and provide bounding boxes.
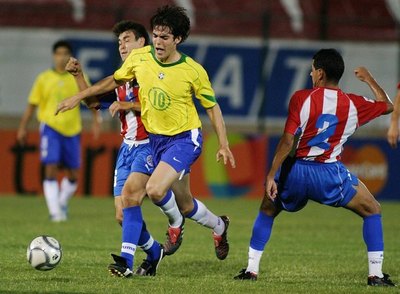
[368,273,396,286]
[135,246,165,276]
[163,216,185,256]
[213,216,230,260]
[108,254,133,278]
[234,268,258,281]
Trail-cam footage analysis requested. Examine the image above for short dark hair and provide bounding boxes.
[112,20,150,46]
[52,40,72,54]
[150,5,190,44]
[313,49,345,83]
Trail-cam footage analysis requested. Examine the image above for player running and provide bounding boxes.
[57,6,236,278]
[234,49,395,287]
[66,21,165,276]
[18,40,101,222]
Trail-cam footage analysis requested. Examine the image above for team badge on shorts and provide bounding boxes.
[146,155,154,167]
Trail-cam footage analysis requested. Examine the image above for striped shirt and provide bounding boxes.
[284,87,388,163]
[115,81,148,141]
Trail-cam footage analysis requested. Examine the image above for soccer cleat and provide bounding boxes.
[368,273,396,286]
[108,254,133,278]
[234,268,258,281]
[135,246,165,276]
[213,215,230,260]
[163,216,185,256]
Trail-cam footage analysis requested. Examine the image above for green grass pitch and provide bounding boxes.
[0,195,399,293]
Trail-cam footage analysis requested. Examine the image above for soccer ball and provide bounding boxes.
[27,235,62,271]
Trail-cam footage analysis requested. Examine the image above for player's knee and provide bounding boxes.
[146,182,166,202]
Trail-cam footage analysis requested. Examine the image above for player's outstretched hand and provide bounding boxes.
[354,67,373,82]
[55,96,81,115]
[65,57,82,76]
[265,176,278,200]
[216,146,236,168]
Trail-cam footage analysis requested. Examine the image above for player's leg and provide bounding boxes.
[234,194,282,281]
[58,133,80,218]
[40,124,63,221]
[114,196,123,226]
[345,180,395,286]
[135,220,164,276]
[172,174,230,260]
[146,162,185,254]
[109,144,163,277]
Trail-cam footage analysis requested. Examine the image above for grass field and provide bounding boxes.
[0,195,399,293]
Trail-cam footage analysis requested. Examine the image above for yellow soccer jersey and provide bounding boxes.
[114,45,217,136]
[28,69,88,136]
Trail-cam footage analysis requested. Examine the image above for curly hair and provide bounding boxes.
[150,5,190,44]
[112,20,150,46]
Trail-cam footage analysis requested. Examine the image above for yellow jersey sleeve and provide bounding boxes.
[114,46,152,82]
[189,59,217,109]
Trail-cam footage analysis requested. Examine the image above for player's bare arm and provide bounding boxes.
[205,104,236,168]
[354,67,393,114]
[265,132,294,200]
[109,101,141,118]
[65,57,100,109]
[55,75,122,115]
[387,88,400,148]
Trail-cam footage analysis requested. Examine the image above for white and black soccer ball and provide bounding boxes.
[27,235,62,271]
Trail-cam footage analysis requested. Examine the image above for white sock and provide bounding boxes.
[43,179,61,218]
[158,191,183,228]
[368,251,384,278]
[189,199,224,235]
[246,247,263,274]
[59,177,77,208]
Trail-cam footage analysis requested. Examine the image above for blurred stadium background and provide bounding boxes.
[0,0,399,200]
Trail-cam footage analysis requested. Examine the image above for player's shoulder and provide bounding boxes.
[34,69,56,83]
[292,88,316,100]
[127,45,152,60]
[180,53,207,78]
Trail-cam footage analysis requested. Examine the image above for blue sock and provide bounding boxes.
[121,206,143,269]
[249,211,274,251]
[138,221,162,261]
[363,214,384,251]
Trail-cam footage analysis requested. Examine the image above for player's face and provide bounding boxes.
[53,47,71,71]
[118,31,144,61]
[152,26,181,63]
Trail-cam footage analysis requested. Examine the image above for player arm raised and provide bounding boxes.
[265,132,294,200]
[387,87,400,148]
[205,103,236,168]
[55,74,122,115]
[354,67,393,114]
[65,57,102,139]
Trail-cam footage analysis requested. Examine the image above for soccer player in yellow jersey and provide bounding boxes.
[18,40,101,222]
[56,5,236,276]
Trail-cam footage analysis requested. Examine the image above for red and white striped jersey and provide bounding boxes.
[284,87,388,163]
[115,81,148,141]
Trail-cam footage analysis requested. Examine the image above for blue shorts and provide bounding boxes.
[274,158,358,212]
[40,124,80,169]
[113,140,154,196]
[149,129,202,175]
